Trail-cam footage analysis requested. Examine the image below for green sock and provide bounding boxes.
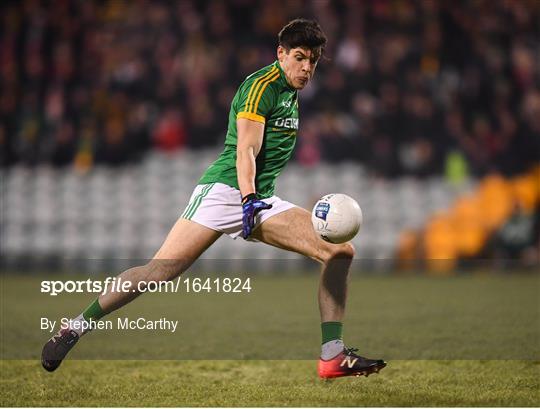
[82,298,106,321]
[321,321,343,344]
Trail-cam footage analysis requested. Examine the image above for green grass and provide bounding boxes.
[1,274,539,406]
[1,360,538,406]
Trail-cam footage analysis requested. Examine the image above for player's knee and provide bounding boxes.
[333,242,355,261]
[320,242,355,265]
[341,242,356,259]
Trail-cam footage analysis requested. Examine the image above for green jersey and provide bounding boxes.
[199,61,299,198]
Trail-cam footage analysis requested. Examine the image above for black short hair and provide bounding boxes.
[278,19,327,61]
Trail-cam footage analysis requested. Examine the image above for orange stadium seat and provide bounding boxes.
[397,229,420,270]
[450,196,487,258]
[402,167,540,274]
[477,174,513,231]
[423,213,458,274]
[511,173,540,212]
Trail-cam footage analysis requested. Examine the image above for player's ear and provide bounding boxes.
[277,45,288,62]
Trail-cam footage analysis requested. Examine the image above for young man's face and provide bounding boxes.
[277,46,319,90]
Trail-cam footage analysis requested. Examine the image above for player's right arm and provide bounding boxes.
[234,65,279,197]
[234,66,279,238]
[236,118,264,198]
[236,118,273,239]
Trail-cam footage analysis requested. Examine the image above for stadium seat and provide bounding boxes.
[3,156,468,269]
[511,173,539,212]
[477,174,513,231]
[423,213,459,274]
[450,196,487,257]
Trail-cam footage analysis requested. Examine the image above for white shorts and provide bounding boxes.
[180,182,297,240]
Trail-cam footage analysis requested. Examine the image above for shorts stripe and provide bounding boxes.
[182,183,212,219]
[181,184,208,219]
[184,183,214,220]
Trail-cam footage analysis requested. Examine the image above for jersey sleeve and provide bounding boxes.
[236,66,280,124]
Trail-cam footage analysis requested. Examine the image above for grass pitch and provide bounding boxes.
[1,273,539,406]
[1,360,538,406]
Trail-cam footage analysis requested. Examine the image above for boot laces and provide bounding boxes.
[344,347,361,357]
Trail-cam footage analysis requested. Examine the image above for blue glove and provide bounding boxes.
[241,193,273,239]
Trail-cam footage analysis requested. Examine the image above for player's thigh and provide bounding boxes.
[151,218,222,273]
[252,207,354,264]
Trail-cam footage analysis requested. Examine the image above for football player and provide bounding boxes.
[42,18,385,379]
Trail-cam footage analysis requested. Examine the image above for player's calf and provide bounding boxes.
[40,259,192,372]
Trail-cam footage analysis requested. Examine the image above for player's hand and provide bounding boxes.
[241,193,272,239]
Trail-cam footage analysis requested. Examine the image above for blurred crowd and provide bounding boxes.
[1,0,539,177]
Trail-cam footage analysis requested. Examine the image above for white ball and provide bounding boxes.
[311,194,363,244]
